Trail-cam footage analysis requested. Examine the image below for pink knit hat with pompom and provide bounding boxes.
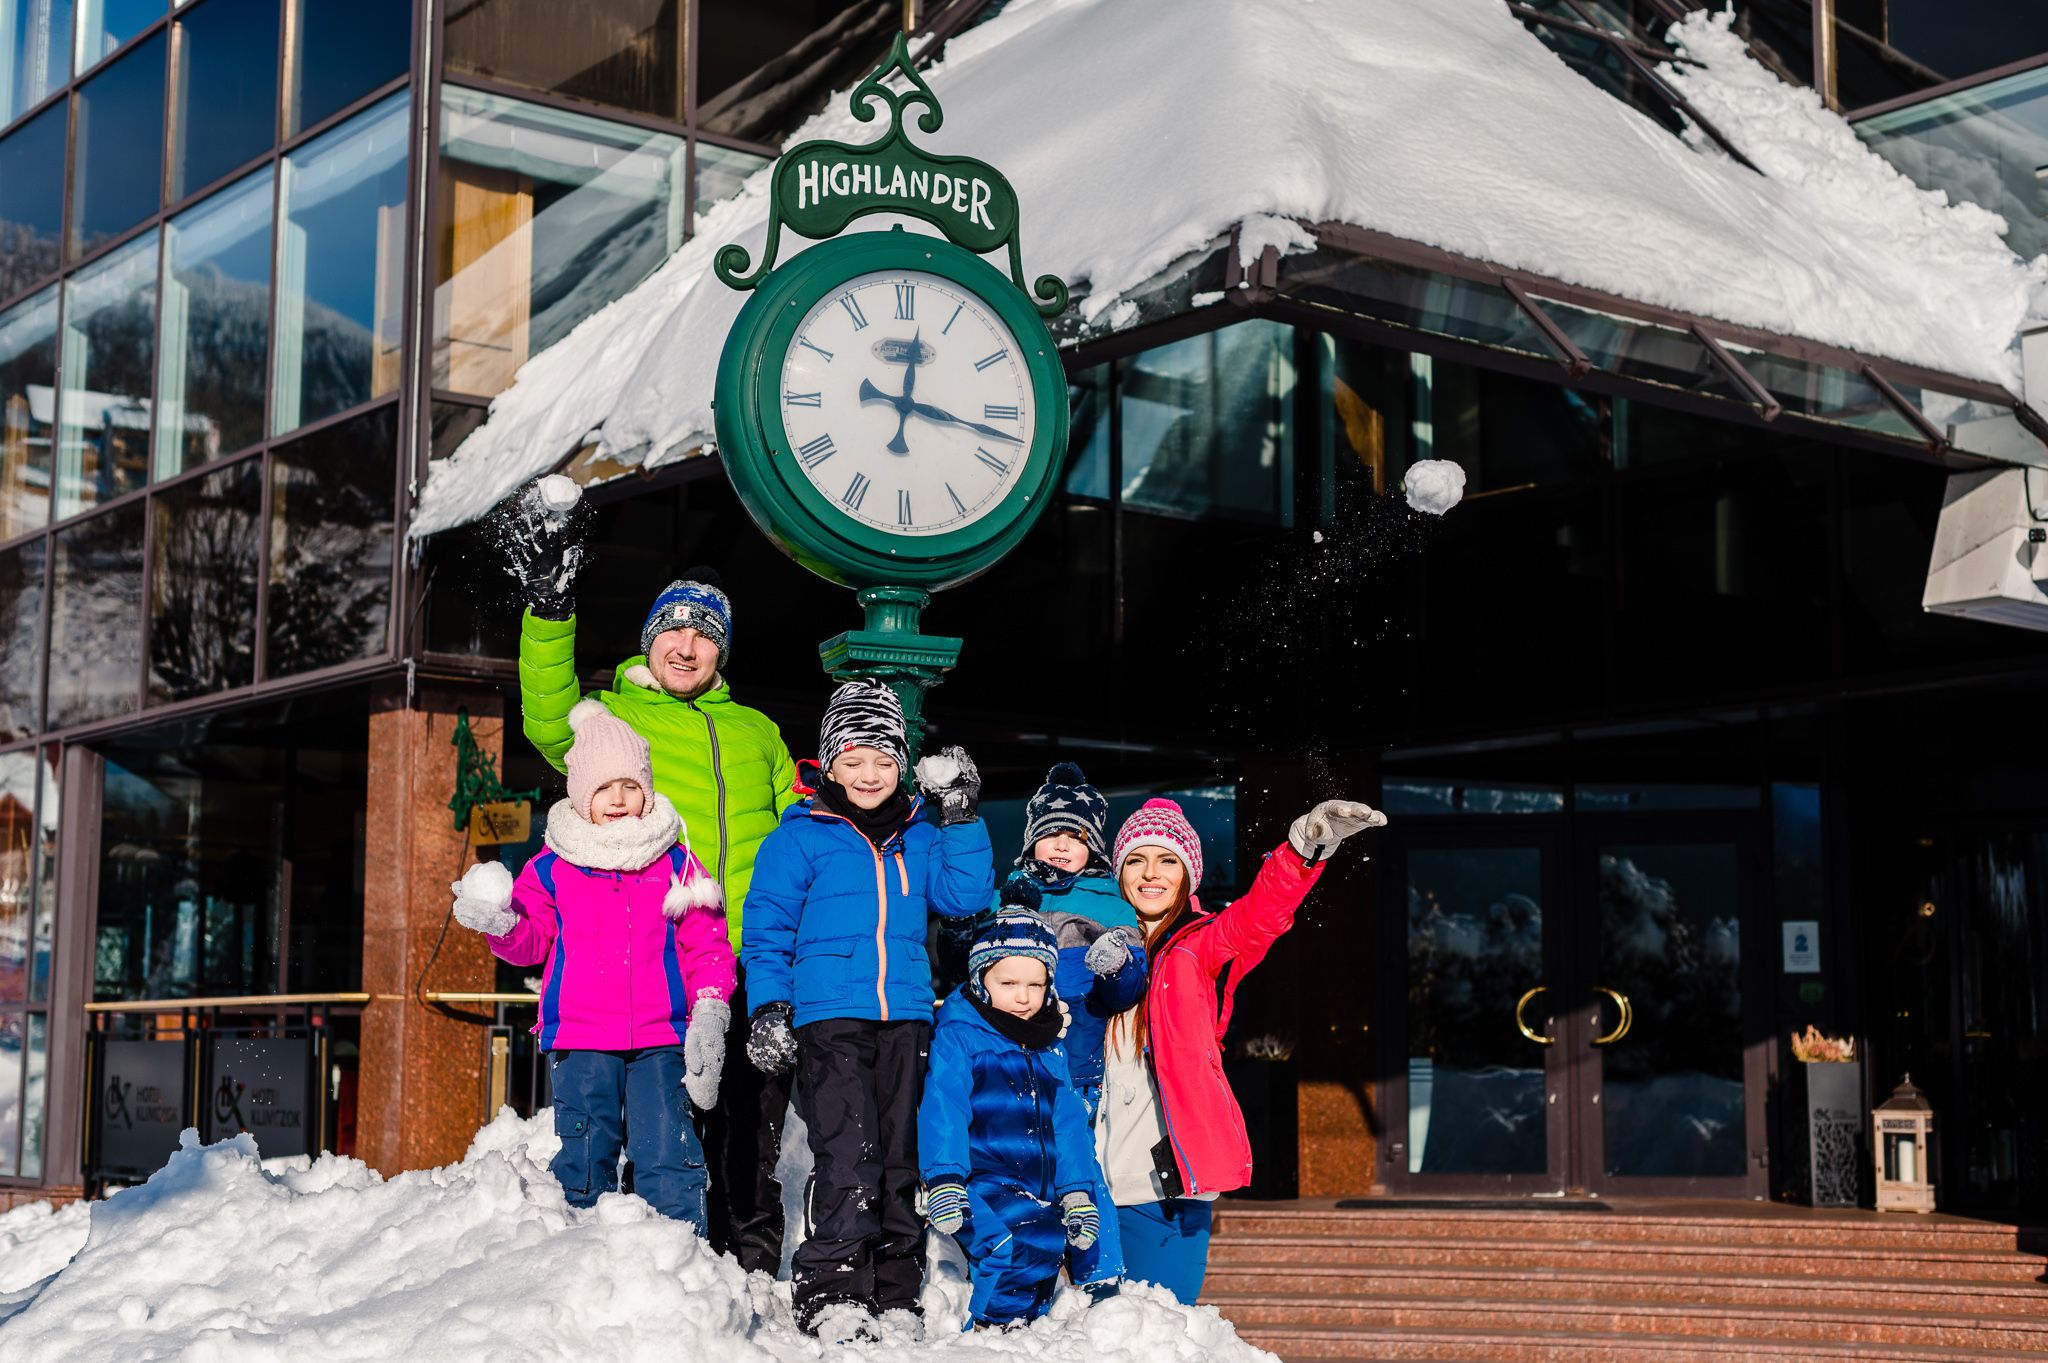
[1112,798,1204,892]
[565,699,655,819]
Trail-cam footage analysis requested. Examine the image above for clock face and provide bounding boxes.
[777,268,1036,538]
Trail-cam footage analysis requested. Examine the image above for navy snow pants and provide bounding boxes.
[958,1178,1069,1326]
[549,1046,708,1233]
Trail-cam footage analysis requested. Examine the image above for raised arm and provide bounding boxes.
[518,611,582,773]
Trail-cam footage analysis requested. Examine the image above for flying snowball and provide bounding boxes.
[538,474,582,513]
[1404,459,1466,515]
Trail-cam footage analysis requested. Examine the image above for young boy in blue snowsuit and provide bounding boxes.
[919,892,1106,1329]
[939,762,1146,1292]
[740,678,992,1338]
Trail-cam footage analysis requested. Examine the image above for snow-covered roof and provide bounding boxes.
[414,0,2047,537]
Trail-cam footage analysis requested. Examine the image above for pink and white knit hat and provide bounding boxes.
[1112,798,1204,893]
[565,698,655,819]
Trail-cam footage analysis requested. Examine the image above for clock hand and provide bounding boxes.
[906,399,1026,446]
[889,329,922,455]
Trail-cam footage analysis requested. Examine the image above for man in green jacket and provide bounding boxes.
[510,480,799,1273]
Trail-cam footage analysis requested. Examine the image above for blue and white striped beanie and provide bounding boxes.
[967,881,1059,996]
[641,576,733,665]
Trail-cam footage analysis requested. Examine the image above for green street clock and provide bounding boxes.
[711,33,1070,749]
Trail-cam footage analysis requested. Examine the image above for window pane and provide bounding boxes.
[29,744,54,1000]
[695,0,897,145]
[2,0,74,124]
[1837,1,2048,112]
[18,1010,42,1177]
[266,402,392,674]
[1856,65,2048,266]
[70,27,164,255]
[0,285,56,536]
[49,500,143,726]
[1119,319,1295,523]
[149,458,257,701]
[1280,251,1558,362]
[169,0,278,201]
[0,1012,18,1173]
[692,139,767,224]
[0,539,43,740]
[445,0,680,121]
[271,89,405,436]
[0,750,32,1004]
[57,228,155,516]
[283,0,407,137]
[433,87,684,397]
[0,102,66,295]
[157,168,271,473]
[75,0,162,72]
[428,399,484,461]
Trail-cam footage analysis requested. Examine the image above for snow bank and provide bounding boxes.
[0,1113,1272,1363]
[414,0,2043,536]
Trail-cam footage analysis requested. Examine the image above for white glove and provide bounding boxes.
[1287,800,1387,863]
[1083,926,1142,977]
[684,995,730,1110]
[451,861,517,936]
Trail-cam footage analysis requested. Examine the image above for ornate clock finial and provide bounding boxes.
[714,34,1068,317]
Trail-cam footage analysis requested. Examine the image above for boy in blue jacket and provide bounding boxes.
[740,678,991,1338]
[919,893,1105,1330]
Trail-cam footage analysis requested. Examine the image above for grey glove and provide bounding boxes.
[683,995,730,1109]
[1083,925,1142,977]
[746,1002,797,1076]
[1287,799,1388,863]
[914,745,982,826]
[450,862,517,937]
[500,475,590,620]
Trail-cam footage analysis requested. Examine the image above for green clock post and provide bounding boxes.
[712,35,1069,757]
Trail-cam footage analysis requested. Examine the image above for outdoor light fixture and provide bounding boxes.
[1873,1075,1936,1213]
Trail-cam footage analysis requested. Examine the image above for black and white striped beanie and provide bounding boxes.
[818,678,908,771]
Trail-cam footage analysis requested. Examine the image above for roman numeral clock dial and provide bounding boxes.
[778,269,1035,538]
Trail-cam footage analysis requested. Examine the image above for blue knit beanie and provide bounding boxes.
[967,881,1057,999]
[641,575,732,666]
[1020,761,1109,866]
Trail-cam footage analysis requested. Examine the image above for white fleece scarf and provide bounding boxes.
[542,793,723,918]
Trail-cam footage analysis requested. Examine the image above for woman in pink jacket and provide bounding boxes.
[451,700,735,1232]
[1097,796,1384,1302]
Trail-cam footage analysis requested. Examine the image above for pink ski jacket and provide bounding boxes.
[486,797,737,1052]
[1149,842,1323,1197]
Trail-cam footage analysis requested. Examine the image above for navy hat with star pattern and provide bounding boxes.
[1019,761,1110,867]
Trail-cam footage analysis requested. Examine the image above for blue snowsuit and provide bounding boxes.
[919,988,1105,1326]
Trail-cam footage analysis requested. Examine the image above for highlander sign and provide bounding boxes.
[203,1036,312,1158]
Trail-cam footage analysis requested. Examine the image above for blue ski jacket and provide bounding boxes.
[741,796,992,1028]
[918,987,1101,1201]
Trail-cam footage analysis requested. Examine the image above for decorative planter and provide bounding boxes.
[1803,1060,1863,1207]
[1222,1056,1298,1199]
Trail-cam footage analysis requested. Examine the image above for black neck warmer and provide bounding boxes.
[968,989,1066,1050]
[814,774,914,843]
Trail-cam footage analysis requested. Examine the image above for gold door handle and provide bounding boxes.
[1592,986,1633,1046]
[1514,986,1554,1046]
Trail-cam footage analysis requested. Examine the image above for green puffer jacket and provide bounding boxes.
[520,610,800,949]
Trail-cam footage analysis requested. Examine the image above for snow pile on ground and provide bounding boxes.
[413,0,2044,537]
[0,1112,1269,1363]
[0,1199,90,1294]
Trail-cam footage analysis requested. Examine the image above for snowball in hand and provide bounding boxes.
[916,753,962,788]
[1404,459,1466,515]
[456,860,515,904]
[537,474,581,513]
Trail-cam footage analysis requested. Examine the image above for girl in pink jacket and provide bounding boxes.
[451,700,735,1232]
[1097,796,1384,1302]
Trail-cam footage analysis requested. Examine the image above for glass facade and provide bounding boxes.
[168,0,277,202]
[2,0,73,125]
[445,0,683,121]
[0,746,55,1178]
[285,0,408,136]
[0,101,66,298]
[68,26,163,255]
[433,87,685,398]
[272,89,407,436]
[1857,64,2048,263]
[155,167,272,473]
[0,287,56,538]
[265,403,395,676]
[55,229,155,518]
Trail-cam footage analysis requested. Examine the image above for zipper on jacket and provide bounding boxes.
[692,701,730,899]
[811,807,894,1023]
[894,850,908,896]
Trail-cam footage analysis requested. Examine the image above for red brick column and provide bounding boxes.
[355,682,502,1176]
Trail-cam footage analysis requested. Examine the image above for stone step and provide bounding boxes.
[1208,1230,2048,1283]
[1210,1206,2034,1254]
[1204,1261,2048,1316]
[1208,1292,2048,1353]
[1236,1323,2048,1362]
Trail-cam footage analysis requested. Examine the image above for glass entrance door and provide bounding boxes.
[1570,821,1767,1196]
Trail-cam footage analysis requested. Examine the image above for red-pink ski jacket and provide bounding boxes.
[1149,842,1323,1197]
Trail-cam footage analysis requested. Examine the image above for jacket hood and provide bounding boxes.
[616,660,732,707]
[544,791,685,871]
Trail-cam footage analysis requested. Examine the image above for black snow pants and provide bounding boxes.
[790,1016,931,1332]
[699,962,791,1275]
